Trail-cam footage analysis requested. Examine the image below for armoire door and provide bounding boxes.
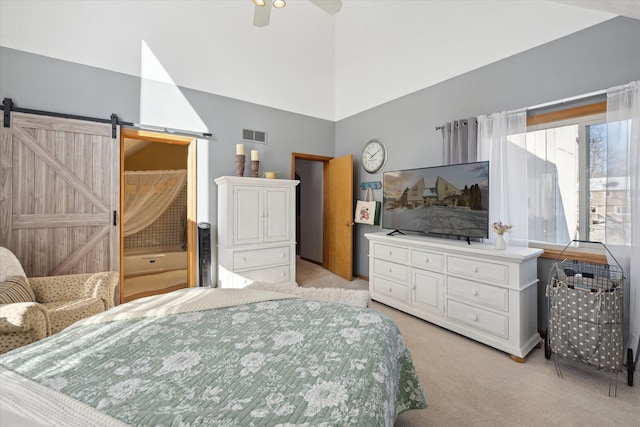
[264,187,292,243]
[0,112,120,277]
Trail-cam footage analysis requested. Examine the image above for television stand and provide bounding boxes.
[387,229,405,236]
[365,232,543,361]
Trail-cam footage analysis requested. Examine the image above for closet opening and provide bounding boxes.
[120,129,197,303]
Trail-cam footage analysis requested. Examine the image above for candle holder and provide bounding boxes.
[251,160,260,178]
[235,154,245,177]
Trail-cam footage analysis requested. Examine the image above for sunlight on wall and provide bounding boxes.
[139,39,212,239]
[140,40,208,134]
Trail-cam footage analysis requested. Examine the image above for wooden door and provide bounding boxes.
[326,154,353,280]
[0,112,120,277]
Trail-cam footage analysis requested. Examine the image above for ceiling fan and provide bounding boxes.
[252,0,343,28]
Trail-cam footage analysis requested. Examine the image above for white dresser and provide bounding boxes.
[365,232,543,360]
[216,176,299,288]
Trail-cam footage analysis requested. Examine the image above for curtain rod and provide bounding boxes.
[1,98,213,139]
[434,89,606,131]
[526,89,606,111]
[435,120,476,131]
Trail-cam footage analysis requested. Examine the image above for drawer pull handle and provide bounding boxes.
[388,250,393,255]
[472,290,478,296]
[425,257,429,263]
[388,268,393,273]
[241,257,246,263]
[472,266,478,273]
[281,253,286,258]
[471,315,478,322]
[280,272,286,277]
[388,287,392,293]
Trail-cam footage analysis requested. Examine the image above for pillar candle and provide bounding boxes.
[251,150,259,161]
[236,144,245,155]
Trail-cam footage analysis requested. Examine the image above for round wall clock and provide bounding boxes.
[361,138,387,173]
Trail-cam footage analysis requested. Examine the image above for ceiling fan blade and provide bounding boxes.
[308,0,342,15]
[253,3,271,27]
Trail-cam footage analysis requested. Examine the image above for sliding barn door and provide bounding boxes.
[0,112,120,277]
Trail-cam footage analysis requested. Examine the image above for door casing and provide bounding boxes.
[120,129,197,303]
[291,152,354,281]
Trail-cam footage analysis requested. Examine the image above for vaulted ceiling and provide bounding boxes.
[1,1,637,121]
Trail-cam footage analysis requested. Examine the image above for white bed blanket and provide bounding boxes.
[73,287,298,326]
[0,366,130,427]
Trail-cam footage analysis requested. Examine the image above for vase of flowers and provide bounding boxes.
[491,221,512,250]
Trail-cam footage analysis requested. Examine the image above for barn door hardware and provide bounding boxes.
[110,114,118,139]
[3,98,13,128]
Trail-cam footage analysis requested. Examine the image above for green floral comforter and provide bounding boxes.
[0,297,427,426]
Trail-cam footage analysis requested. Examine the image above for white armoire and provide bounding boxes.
[215,176,299,288]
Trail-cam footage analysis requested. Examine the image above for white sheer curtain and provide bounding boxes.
[477,109,528,246]
[605,80,640,365]
[123,170,187,236]
[441,118,478,164]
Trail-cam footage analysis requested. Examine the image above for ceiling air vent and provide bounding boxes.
[242,128,267,144]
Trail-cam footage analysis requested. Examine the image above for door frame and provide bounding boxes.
[120,128,197,303]
[291,152,335,269]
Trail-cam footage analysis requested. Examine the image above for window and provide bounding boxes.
[525,103,616,245]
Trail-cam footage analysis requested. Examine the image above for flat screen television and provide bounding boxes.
[382,161,490,239]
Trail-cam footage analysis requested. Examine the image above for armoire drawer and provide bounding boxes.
[233,265,290,288]
[373,258,410,283]
[448,276,508,312]
[372,242,409,264]
[447,256,509,285]
[447,299,509,339]
[233,246,290,270]
[411,249,444,271]
[372,276,410,304]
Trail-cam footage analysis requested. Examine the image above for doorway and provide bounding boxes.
[291,152,354,281]
[120,129,197,303]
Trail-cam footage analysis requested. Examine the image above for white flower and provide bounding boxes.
[266,393,284,405]
[232,312,251,325]
[356,312,382,325]
[240,352,267,376]
[272,330,304,349]
[155,350,201,375]
[303,380,348,416]
[340,328,362,344]
[107,378,143,399]
[250,408,269,418]
[201,386,223,402]
[175,311,204,323]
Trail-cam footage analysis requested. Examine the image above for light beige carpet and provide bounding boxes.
[295,258,640,427]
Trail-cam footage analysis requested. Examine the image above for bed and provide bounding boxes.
[0,287,427,426]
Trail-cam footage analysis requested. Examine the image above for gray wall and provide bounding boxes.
[337,17,640,277]
[0,45,336,255]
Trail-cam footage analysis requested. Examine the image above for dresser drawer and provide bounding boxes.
[447,299,509,339]
[373,242,409,264]
[372,276,410,304]
[233,265,290,287]
[448,276,508,312]
[373,258,410,283]
[233,246,290,270]
[447,256,509,285]
[411,249,444,271]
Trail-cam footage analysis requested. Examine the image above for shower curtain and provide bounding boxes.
[123,169,187,236]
